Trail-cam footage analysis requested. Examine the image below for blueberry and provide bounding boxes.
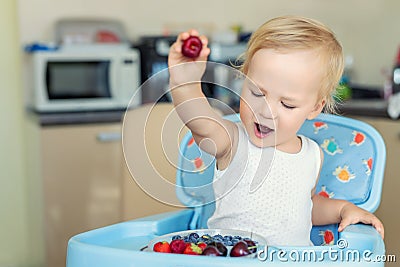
[223,235,232,241]
[200,236,211,243]
[172,235,182,240]
[233,235,242,240]
[205,239,213,245]
[189,232,199,240]
[213,234,223,241]
[222,239,234,246]
[202,234,212,241]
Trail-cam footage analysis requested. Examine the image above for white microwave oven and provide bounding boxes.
[28,45,141,112]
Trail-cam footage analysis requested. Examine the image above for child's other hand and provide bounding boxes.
[338,202,384,239]
[168,29,210,87]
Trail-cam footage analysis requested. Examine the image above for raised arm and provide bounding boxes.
[168,30,237,166]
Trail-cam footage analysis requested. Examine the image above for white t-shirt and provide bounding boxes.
[207,123,321,246]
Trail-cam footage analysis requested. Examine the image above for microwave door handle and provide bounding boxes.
[96,132,122,142]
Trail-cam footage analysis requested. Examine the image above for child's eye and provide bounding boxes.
[281,101,296,109]
[251,90,264,97]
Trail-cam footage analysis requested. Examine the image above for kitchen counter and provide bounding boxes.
[337,99,389,118]
[28,109,126,126]
[335,85,393,119]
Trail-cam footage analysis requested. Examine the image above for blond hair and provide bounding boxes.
[239,16,344,113]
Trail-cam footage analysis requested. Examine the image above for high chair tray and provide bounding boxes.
[67,210,385,267]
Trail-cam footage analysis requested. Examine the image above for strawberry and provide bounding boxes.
[170,239,187,254]
[183,243,202,255]
[153,241,171,253]
[197,242,207,251]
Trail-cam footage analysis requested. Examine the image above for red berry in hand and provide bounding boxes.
[153,241,171,253]
[181,36,203,58]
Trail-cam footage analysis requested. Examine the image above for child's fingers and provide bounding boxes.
[359,214,385,239]
[340,213,385,239]
[338,215,359,232]
[375,224,384,239]
[370,218,385,239]
[199,35,210,58]
[177,29,198,43]
[177,31,190,42]
[172,32,189,53]
[199,47,211,59]
[188,29,199,37]
[338,218,352,232]
[199,35,208,47]
[170,41,181,54]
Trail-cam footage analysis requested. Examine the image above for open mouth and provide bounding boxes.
[254,122,274,138]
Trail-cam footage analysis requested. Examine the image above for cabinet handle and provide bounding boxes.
[96,132,121,142]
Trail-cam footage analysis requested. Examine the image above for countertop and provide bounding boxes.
[28,109,126,126]
[336,99,389,118]
[29,99,392,126]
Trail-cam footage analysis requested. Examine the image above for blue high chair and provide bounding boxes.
[67,113,386,266]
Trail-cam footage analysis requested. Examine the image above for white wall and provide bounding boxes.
[17,0,400,87]
[0,0,30,266]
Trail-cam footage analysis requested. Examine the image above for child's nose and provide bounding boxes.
[259,98,276,120]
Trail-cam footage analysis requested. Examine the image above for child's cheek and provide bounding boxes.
[241,92,260,110]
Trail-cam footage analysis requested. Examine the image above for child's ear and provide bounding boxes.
[307,99,326,120]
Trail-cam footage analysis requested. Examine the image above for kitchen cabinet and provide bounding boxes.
[121,104,185,220]
[121,165,182,220]
[41,123,123,267]
[350,116,400,257]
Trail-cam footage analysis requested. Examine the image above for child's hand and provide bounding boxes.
[168,29,210,87]
[338,202,384,239]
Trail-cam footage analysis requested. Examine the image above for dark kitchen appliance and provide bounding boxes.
[134,36,176,103]
[134,36,243,105]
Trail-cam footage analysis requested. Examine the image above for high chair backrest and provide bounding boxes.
[175,113,386,231]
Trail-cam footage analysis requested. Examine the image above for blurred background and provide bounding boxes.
[1,0,400,266]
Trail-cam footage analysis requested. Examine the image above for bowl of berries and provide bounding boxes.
[147,229,266,258]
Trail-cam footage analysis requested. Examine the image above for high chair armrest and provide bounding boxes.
[67,209,194,255]
[338,224,385,255]
[129,209,194,235]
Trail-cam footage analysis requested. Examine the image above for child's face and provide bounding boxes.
[239,48,325,151]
